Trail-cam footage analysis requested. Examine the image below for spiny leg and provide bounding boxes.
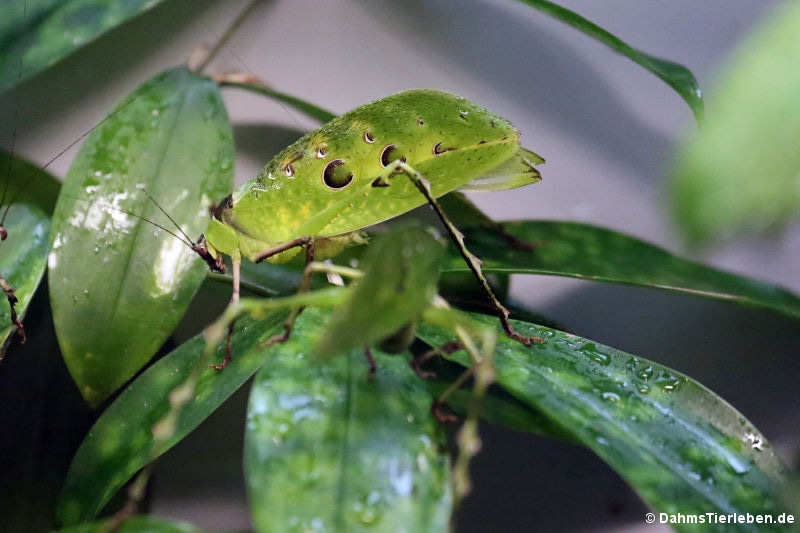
[0,276,25,344]
[211,236,315,369]
[210,255,241,370]
[389,161,544,346]
[410,340,461,380]
[363,346,377,376]
[261,237,316,348]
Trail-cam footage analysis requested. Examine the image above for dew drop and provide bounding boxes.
[579,343,611,365]
[601,391,620,403]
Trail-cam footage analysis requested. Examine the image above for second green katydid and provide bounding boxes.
[182,89,545,367]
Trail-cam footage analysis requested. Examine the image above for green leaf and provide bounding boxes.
[56,312,285,526]
[418,314,793,529]
[0,152,61,354]
[0,149,61,214]
[245,308,452,533]
[218,79,336,123]
[671,1,800,243]
[316,225,445,356]
[517,0,703,119]
[48,67,234,406]
[442,221,800,320]
[57,515,202,533]
[0,0,167,91]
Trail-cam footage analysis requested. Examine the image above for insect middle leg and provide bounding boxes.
[260,237,316,348]
[385,161,544,346]
[0,275,25,344]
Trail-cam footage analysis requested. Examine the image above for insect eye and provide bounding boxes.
[380,145,405,167]
[323,159,353,189]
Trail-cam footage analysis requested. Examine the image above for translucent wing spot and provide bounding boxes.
[364,131,375,143]
[459,111,468,120]
[380,145,405,167]
[433,142,456,156]
[371,177,390,187]
[417,117,425,126]
[283,153,303,177]
[316,146,328,158]
[323,159,354,189]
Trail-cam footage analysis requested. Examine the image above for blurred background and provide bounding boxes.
[1,0,798,531]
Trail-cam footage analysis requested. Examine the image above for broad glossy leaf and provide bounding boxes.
[316,225,445,356]
[418,315,793,528]
[56,312,285,525]
[0,152,60,354]
[671,2,800,243]
[245,308,452,533]
[517,0,703,119]
[0,0,167,91]
[49,67,234,406]
[442,221,800,320]
[58,515,201,533]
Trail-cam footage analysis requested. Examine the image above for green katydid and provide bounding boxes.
[181,87,546,368]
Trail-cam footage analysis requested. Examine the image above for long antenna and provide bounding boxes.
[0,0,28,224]
[137,187,196,246]
[57,193,195,249]
[118,206,195,249]
[197,0,263,73]
[1,1,264,228]
[0,96,132,227]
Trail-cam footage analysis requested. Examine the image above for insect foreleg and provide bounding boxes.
[385,161,544,346]
[211,235,315,369]
[210,254,242,371]
[0,276,25,344]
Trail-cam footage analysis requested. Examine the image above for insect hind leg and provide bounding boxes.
[0,276,25,344]
[386,160,544,346]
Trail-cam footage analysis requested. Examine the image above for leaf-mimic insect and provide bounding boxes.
[189,88,545,367]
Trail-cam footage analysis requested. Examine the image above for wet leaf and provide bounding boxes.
[671,2,800,243]
[57,515,202,533]
[0,0,167,91]
[316,225,445,356]
[245,308,452,533]
[49,67,234,405]
[0,152,60,355]
[56,312,285,525]
[418,314,793,528]
[442,221,800,320]
[517,0,703,119]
